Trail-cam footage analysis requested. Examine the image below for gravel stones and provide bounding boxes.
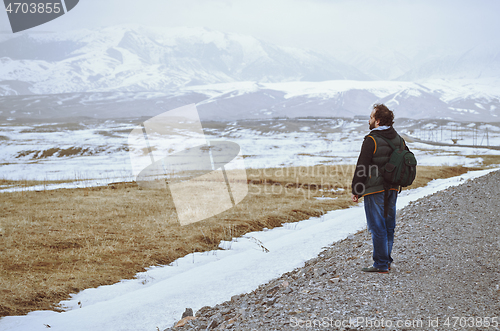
[165,170,500,330]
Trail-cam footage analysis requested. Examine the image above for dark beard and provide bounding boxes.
[369,122,375,130]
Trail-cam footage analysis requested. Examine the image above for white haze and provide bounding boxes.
[1,0,499,59]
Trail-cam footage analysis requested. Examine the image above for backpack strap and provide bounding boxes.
[366,135,377,154]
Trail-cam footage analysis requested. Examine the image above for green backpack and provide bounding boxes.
[376,135,417,189]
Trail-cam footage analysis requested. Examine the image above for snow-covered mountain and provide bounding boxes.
[0,26,369,95]
[2,26,500,88]
[195,81,500,121]
[2,80,499,122]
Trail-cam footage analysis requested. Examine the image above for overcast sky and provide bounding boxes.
[1,0,499,56]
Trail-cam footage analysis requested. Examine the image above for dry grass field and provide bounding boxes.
[0,163,494,317]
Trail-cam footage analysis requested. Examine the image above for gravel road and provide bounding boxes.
[166,170,500,331]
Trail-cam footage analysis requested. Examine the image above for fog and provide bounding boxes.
[1,0,499,57]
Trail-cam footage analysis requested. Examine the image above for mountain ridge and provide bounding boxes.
[0,25,370,95]
[1,80,499,122]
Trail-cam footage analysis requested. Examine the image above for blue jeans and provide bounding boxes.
[364,190,397,270]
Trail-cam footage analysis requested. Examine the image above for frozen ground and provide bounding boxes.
[1,118,499,192]
[0,168,497,331]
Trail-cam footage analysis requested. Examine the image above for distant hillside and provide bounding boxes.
[1,81,500,122]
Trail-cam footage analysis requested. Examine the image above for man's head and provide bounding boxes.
[369,104,394,130]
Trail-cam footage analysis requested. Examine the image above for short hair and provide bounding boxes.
[373,104,394,126]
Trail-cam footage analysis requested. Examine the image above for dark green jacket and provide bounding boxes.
[352,127,406,197]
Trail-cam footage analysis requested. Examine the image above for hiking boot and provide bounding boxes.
[361,266,389,274]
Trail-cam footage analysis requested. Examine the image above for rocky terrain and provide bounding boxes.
[165,170,500,330]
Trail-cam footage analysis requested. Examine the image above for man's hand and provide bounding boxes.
[351,194,359,203]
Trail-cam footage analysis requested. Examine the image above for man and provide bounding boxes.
[351,104,408,274]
